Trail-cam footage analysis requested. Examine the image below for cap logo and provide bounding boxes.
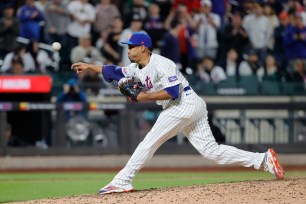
[141,41,144,44]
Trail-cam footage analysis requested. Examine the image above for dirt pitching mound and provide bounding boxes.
[13,178,306,204]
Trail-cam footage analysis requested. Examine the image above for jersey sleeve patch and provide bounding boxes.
[122,67,129,75]
[168,76,178,82]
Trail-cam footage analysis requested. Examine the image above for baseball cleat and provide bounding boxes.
[98,185,133,195]
[262,148,284,179]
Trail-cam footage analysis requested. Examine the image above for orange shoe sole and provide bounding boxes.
[269,148,285,179]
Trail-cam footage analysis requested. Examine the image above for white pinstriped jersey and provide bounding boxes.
[121,53,190,109]
[107,53,267,190]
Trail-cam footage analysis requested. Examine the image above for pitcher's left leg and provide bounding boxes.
[102,110,188,192]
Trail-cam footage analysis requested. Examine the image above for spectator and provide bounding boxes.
[78,71,104,96]
[5,123,28,147]
[263,4,279,51]
[18,0,44,41]
[34,0,48,13]
[35,0,48,43]
[0,4,19,58]
[124,0,148,28]
[144,3,165,49]
[243,3,269,65]
[154,0,172,21]
[219,48,240,77]
[171,0,200,15]
[197,56,227,83]
[291,58,306,83]
[44,0,70,45]
[99,17,123,65]
[262,54,290,82]
[283,13,306,72]
[265,0,283,16]
[290,58,306,93]
[119,15,145,66]
[285,0,306,25]
[1,45,35,73]
[95,26,112,60]
[70,34,104,64]
[273,11,290,70]
[27,40,53,73]
[66,0,95,51]
[160,19,182,65]
[56,78,90,145]
[221,11,249,60]
[238,49,264,81]
[5,56,25,75]
[194,0,221,60]
[56,78,87,120]
[231,0,253,17]
[287,7,297,26]
[94,0,120,42]
[211,0,230,26]
[165,4,196,74]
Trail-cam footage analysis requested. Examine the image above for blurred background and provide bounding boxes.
[0,0,306,169]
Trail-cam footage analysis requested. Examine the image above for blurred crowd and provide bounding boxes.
[0,0,306,96]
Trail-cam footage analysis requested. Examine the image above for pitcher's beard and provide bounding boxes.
[129,57,135,63]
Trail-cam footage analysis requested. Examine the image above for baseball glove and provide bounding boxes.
[118,77,144,102]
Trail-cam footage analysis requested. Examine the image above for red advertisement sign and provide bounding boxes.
[0,75,52,93]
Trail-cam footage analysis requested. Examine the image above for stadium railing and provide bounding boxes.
[1,97,306,156]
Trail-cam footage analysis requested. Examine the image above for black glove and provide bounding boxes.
[118,77,144,102]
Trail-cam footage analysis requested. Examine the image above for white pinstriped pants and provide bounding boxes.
[110,89,265,189]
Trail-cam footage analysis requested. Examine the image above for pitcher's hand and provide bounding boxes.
[71,62,89,74]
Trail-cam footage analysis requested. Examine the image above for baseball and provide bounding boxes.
[52,42,61,51]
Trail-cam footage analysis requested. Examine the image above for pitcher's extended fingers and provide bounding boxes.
[71,62,81,70]
[71,64,77,70]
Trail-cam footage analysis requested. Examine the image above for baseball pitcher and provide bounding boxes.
[71,32,284,195]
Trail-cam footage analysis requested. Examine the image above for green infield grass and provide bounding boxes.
[0,170,305,203]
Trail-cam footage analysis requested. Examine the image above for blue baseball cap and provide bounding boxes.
[121,32,152,48]
[67,78,77,86]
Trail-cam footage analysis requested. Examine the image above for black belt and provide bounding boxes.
[184,86,191,91]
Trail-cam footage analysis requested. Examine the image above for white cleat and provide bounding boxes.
[98,185,133,195]
[262,148,284,179]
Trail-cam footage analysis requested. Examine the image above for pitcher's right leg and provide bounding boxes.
[185,116,265,170]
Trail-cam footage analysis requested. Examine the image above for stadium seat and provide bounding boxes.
[219,76,238,86]
[280,82,305,96]
[261,81,281,95]
[185,74,200,87]
[238,75,259,95]
[216,76,241,95]
[194,81,217,95]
